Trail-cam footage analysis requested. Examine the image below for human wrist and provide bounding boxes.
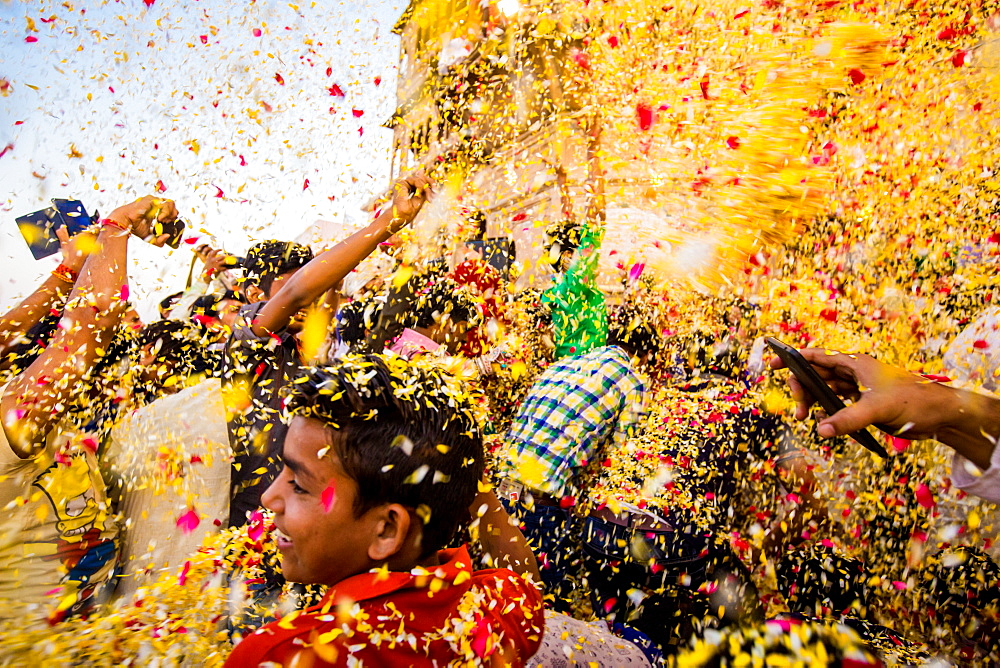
[100,217,132,235]
[51,263,79,284]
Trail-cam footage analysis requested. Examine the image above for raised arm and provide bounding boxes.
[1,196,175,457]
[249,173,431,337]
[0,227,96,362]
[770,348,1000,470]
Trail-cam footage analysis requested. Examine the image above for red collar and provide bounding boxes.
[314,545,472,612]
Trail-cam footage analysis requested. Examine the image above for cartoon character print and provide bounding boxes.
[33,451,117,621]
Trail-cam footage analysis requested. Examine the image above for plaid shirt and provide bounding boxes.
[502,346,646,496]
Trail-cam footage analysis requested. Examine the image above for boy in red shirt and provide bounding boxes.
[224,354,544,667]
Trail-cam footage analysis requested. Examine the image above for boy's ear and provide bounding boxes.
[368,504,419,562]
[245,284,266,303]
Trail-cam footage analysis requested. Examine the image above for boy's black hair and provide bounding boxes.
[413,279,481,330]
[336,296,381,348]
[243,240,314,295]
[136,319,217,378]
[285,355,485,557]
[191,290,246,319]
[608,305,661,358]
[544,218,582,269]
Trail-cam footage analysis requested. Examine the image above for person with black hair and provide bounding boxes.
[494,307,659,611]
[579,324,822,657]
[165,244,242,322]
[386,277,481,358]
[224,173,431,528]
[223,355,543,667]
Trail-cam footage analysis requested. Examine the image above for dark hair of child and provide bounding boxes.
[243,241,315,294]
[284,355,486,557]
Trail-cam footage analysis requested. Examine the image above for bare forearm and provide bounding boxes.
[252,214,398,336]
[935,385,1000,470]
[1,229,129,455]
[0,274,73,355]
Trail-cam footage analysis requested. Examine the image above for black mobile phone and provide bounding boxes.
[151,218,186,249]
[15,199,94,260]
[766,337,889,457]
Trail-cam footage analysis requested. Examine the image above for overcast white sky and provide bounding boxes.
[0,0,408,319]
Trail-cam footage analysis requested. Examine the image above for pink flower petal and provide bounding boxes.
[247,509,265,541]
[176,509,200,535]
[321,484,337,512]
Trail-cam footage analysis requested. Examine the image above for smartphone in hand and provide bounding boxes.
[766,337,889,457]
[15,199,94,260]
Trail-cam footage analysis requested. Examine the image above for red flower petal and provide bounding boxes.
[154,179,167,193]
[973,339,989,350]
[303,178,310,191]
[274,72,285,85]
[199,35,208,45]
[213,185,224,198]
[176,509,201,535]
[726,136,741,149]
[120,284,130,302]
[25,36,38,43]
[374,76,382,86]
[321,484,337,512]
[848,68,866,84]
[915,483,935,509]
[252,28,262,37]
[937,27,957,40]
[952,50,967,68]
[352,109,364,118]
[636,103,655,131]
[328,83,345,97]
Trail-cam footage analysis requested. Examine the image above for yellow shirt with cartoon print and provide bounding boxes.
[0,420,119,622]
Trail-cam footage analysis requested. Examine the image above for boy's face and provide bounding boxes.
[261,415,379,586]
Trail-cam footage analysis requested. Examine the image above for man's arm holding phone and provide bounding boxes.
[0,227,97,362]
[1,196,175,458]
[769,348,1000,471]
[248,173,431,337]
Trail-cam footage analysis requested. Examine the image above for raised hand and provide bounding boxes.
[104,195,178,246]
[386,172,433,230]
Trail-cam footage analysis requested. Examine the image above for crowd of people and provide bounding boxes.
[0,169,998,667]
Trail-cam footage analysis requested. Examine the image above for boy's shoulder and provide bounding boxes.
[226,546,544,667]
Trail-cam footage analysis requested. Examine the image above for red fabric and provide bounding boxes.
[451,259,502,357]
[225,545,544,667]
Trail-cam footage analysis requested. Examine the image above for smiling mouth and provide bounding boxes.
[63,521,94,537]
[273,526,293,548]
